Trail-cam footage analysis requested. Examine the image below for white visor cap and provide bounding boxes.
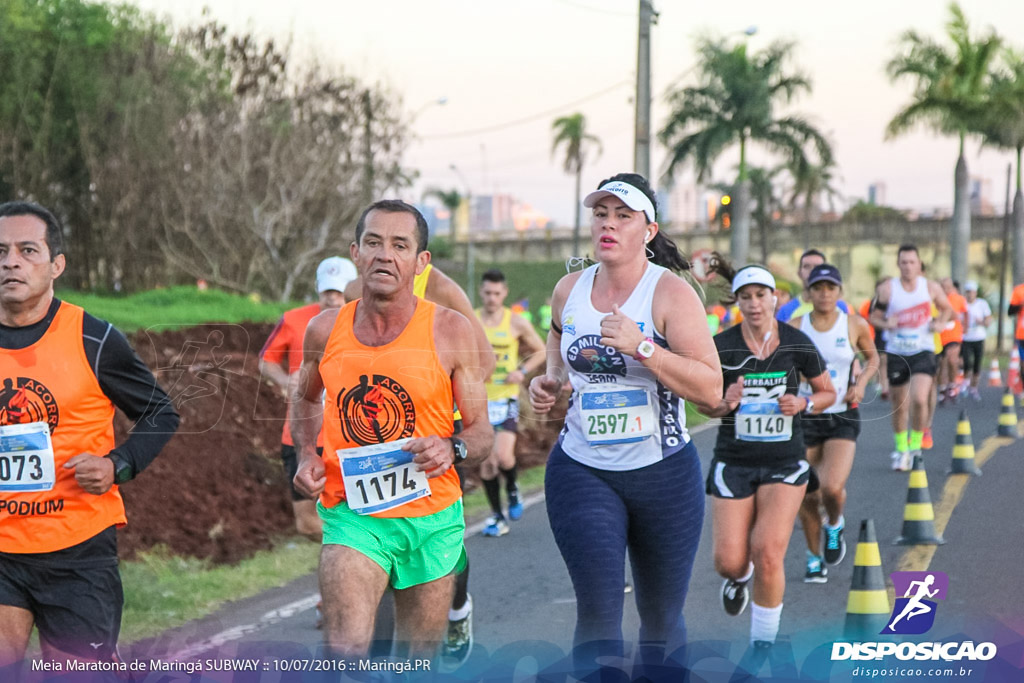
[316,256,358,293]
[583,181,656,223]
[731,265,776,294]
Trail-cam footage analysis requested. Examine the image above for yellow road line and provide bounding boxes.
[891,430,1017,602]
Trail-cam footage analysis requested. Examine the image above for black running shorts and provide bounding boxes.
[705,458,818,499]
[802,408,862,447]
[0,528,122,661]
[886,351,937,387]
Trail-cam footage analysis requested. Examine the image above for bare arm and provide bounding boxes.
[604,273,723,408]
[289,309,337,498]
[259,358,291,392]
[426,268,496,381]
[529,272,581,414]
[869,281,891,329]
[343,276,363,302]
[929,280,954,329]
[848,314,880,404]
[434,308,493,468]
[506,312,547,386]
[782,370,837,416]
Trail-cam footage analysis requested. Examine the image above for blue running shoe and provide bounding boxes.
[507,488,523,521]
[823,522,846,566]
[481,515,509,537]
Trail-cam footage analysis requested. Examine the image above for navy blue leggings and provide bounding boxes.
[546,441,704,667]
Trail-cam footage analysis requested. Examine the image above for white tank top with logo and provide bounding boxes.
[885,276,934,356]
[799,311,855,413]
[558,263,689,471]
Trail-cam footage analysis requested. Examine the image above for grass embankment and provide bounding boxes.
[59,286,298,332]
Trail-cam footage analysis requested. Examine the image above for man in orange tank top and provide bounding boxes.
[0,202,179,671]
[259,256,355,540]
[290,200,492,661]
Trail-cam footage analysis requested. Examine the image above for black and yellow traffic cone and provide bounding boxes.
[997,388,1018,438]
[844,519,891,638]
[894,454,945,545]
[949,410,981,475]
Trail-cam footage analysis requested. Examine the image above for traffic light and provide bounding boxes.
[720,195,732,229]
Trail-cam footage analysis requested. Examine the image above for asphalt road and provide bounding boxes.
[124,384,1024,681]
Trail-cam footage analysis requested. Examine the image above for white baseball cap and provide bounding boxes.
[731,265,776,294]
[583,181,656,223]
[316,256,357,293]
[963,280,978,292]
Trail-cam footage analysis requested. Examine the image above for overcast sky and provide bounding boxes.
[130,0,1024,225]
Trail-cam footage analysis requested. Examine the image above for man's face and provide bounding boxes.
[479,280,507,313]
[799,254,824,287]
[350,210,427,298]
[318,289,345,309]
[0,214,64,309]
[897,249,922,280]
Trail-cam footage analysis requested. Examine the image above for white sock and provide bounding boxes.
[448,594,472,621]
[825,514,845,531]
[750,602,783,644]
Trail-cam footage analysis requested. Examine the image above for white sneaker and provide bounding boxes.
[904,449,919,471]
[890,451,906,471]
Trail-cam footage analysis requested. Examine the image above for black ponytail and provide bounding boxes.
[598,172,690,273]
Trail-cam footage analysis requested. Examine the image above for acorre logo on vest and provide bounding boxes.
[0,377,59,433]
[336,374,416,446]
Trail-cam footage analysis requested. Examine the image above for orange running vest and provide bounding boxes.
[319,299,459,517]
[0,303,125,553]
[260,303,324,447]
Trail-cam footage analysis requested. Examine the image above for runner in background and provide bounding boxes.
[869,245,952,471]
[961,281,992,400]
[789,265,878,583]
[260,257,356,540]
[861,285,888,399]
[476,270,546,537]
[1009,280,1024,389]
[701,260,835,648]
[937,277,967,406]
[775,249,849,323]
[0,201,180,672]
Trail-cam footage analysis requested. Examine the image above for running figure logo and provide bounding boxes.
[0,377,59,433]
[881,571,949,635]
[337,374,416,446]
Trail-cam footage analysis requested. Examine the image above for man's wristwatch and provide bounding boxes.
[804,398,815,415]
[633,337,656,361]
[105,454,133,484]
[448,436,468,464]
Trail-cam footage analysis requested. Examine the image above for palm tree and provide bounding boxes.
[551,113,602,255]
[660,37,832,265]
[885,2,1001,284]
[422,187,463,237]
[980,49,1024,283]
[787,158,841,223]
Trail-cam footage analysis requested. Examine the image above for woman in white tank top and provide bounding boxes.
[790,264,878,583]
[529,172,721,678]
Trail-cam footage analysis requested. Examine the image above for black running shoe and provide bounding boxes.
[721,576,750,616]
[823,523,847,566]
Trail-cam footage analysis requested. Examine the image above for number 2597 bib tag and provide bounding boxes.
[340,438,430,515]
[0,422,56,492]
[735,401,793,442]
[579,385,656,446]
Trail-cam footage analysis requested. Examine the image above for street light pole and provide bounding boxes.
[450,164,476,305]
[633,0,654,178]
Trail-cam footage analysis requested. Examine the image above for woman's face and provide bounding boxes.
[590,195,651,265]
[809,281,841,311]
[736,285,775,326]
